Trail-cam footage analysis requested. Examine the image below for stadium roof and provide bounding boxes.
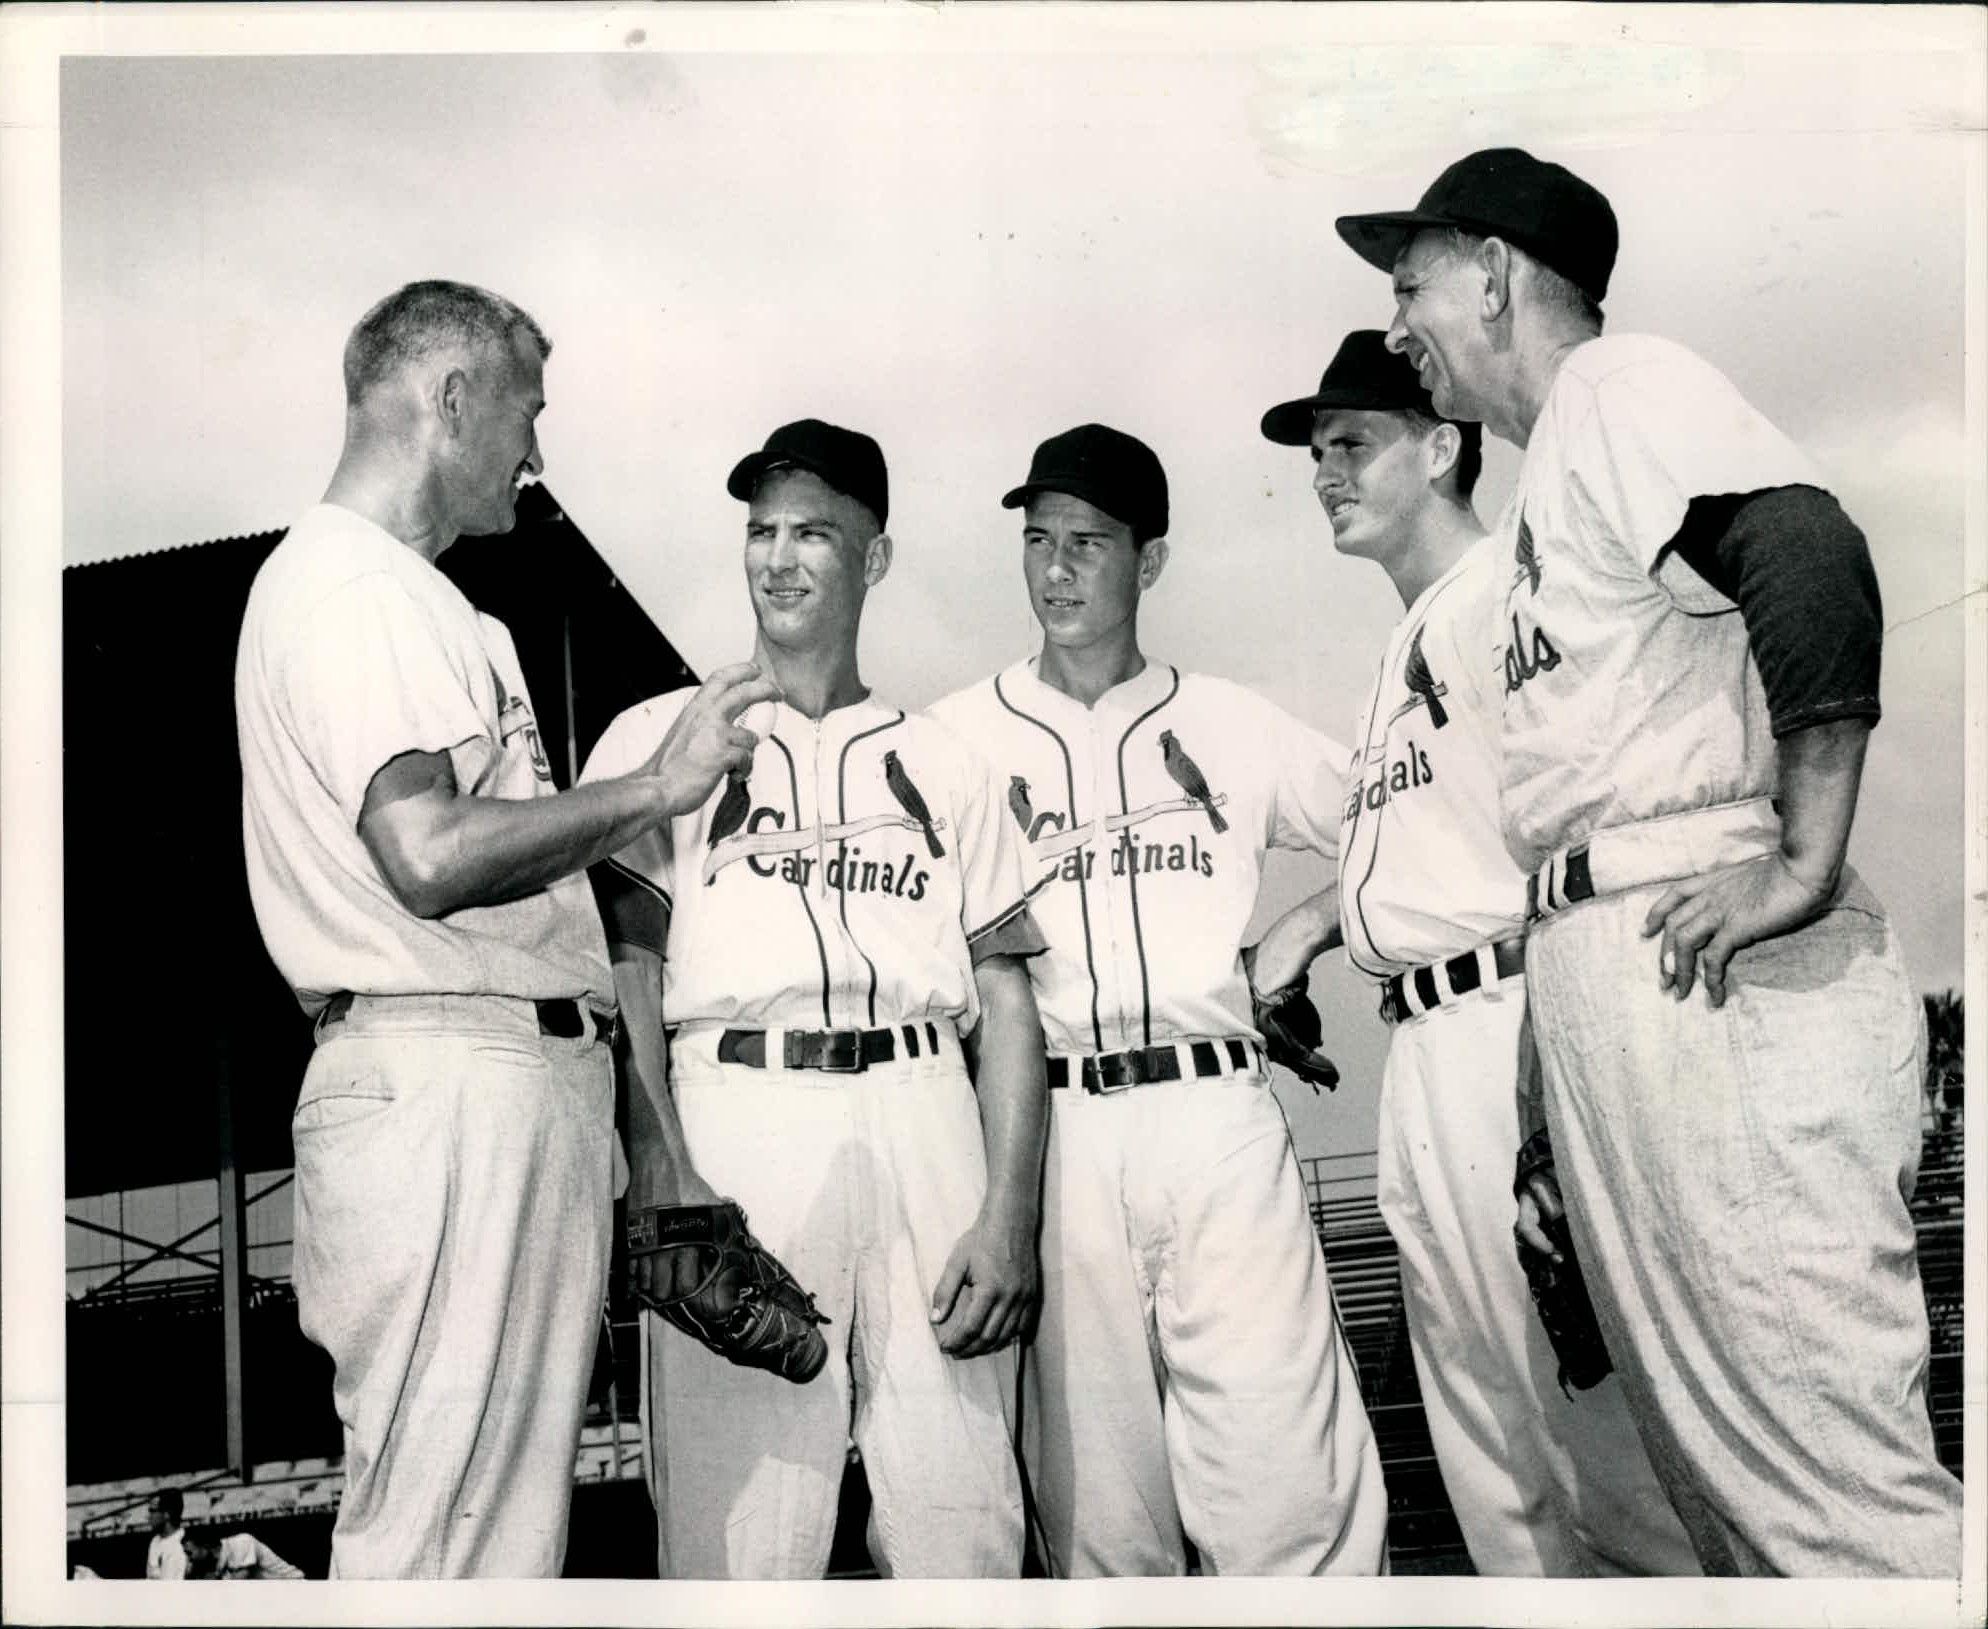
[62,485,692,1197]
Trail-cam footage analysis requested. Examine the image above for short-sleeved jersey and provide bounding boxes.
[1340,537,1527,977]
[214,1533,304,1580]
[1494,335,1824,872]
[929,658,1349,1058]
[581,694,1034,1033]
[145,1531,186,1581]
[235,504,613,1017]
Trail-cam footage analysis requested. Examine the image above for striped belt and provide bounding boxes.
[1379,937,1527,1026]
[1047,1038,1260,1094]
[1525,845,1597,921]
[716,1023,944,1074]
[1526,800,1783,922]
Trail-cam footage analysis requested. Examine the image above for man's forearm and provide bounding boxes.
[965,954,1049,1225]
[1775,718,1871,896]
[611,945,706,1203]
[1249,885,1342,995]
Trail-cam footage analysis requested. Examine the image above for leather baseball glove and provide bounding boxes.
[1242,944,1339,1092]
[1513,1128,1614,1394]
[626,1201,830,1385]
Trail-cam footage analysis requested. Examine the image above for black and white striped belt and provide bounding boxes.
[1047,1038,1260,1094]
[1379,937,1527,1026]
[716,1023,945,1074]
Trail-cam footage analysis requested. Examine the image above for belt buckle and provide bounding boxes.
[814,1030,866,1073]
[1090,1051,1142,1094]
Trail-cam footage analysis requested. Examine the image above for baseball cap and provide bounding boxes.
[727,419,889,528]
[1260,330,1451,445]
[1001,424,1169,540]
[1335,147,1618,304]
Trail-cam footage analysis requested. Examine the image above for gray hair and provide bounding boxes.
[1434,227,1604,333]
[342,280,550,405]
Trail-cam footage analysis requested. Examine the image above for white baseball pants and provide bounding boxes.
[643,1027,1023,1579]
[1027,1066,1389,1576]
[1526,874,1963,1576]
[1376,981,1699,1575]
[291,994,615,1578]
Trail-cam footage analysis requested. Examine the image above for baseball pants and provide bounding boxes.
[291,993,615,1579]
[1526,872,1963,1576]
[643,1026,1023,1579]
[1027,1062,1390,1576]
[1376,981,1700,1576]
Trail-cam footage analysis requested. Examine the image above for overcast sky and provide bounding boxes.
[48,12,1983,1163]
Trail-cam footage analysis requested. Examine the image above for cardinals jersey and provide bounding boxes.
[1494,335,1823,873]
[581,693,1035,1033]
[930,659,1348,1058]
[1340,537,1527,977]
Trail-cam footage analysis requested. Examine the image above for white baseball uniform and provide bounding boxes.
[237,503,617,1579]
[930,658,1388,1578]
[1495,334,1961,1574]
[1343,534,1696,1576]
[210,1534,306,1580]
[145,1529,186,1580]
[582,692,1038,1580]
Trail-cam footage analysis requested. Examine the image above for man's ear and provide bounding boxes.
[1137,535,1170,590]
[865,530,894,587]
[1479,237,1514,323]
[1425,421,1463,487]
[437,367,470,438]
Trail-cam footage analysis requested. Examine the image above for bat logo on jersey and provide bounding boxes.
[704,804,948,888]
[1159,731,1229,834]
[1514,514,1543,595]
[1399,629,1449,729]
[493,670,553,783]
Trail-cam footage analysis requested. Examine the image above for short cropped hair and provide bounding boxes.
[1403,406,1484,499]
[1438,227,1604,333]
[342,280,550,405]
[155,1489,183,1522]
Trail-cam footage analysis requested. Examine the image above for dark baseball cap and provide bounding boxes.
[1001,424,1168,540]
[1260,330,1445,445]
[727,419,889,528]
[1335,147,1618,304]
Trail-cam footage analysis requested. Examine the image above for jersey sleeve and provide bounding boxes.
[948,733,1042,953]
[1563,349,1822,615]
[1264,698,1353,859]
[578,697,685,941]
[276,573,495,818]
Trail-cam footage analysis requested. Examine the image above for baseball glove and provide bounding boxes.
[1512,1128,1614,1394]
[1242,945,1339,1092]
[626,1201,830,1385]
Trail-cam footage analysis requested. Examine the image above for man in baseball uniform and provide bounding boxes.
[144,1489,186,1580]
[236,280,775,1577]
[929,425,1388,1578]
[580,420,1049,1579]
[1254,332,1697,1576]
[1337,148,1963,1575]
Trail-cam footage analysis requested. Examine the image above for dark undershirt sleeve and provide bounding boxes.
[588,861,670,959]
[1663,484,1883,738]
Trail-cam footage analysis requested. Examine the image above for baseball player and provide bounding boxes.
[236,281,774,1577]
[181,1532,307,1581]
[1336,147,1963,1575]
[929,424,1388,1578]
[580,420,1049,1579]
[1253,331,1697,1576]
[144,1489,186,1580]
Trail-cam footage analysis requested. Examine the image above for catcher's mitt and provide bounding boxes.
[1513,1128,1613,1394]
[1242,945,1339,1092]
[626,1201,830,1385]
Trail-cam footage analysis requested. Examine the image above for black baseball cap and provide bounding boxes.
[727,419,889,528]
[1260,330,1452,445]
[1335,147,1618,304]
[1001,424,1168,540]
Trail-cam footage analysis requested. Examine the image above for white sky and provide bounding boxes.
[6,11,1986,1620]
[47,17,1983,1170]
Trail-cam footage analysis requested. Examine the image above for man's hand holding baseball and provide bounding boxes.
[643,662,781,816]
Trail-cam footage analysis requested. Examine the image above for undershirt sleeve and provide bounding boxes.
[1663,484,1883,737]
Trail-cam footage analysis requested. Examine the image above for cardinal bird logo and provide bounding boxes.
[1514,514,1543,595]
[1008,775,1035,834]
[1403,628,1450,729]
[704,769,753,884]
[883,751,946,859]
[1159,730,1228,834]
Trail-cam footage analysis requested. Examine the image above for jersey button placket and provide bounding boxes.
[1087,715,1134,1052]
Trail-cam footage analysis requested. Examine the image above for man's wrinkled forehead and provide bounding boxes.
[1311,406,1415,447]
[747,466,877,539]
[1391,229,1459,291]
